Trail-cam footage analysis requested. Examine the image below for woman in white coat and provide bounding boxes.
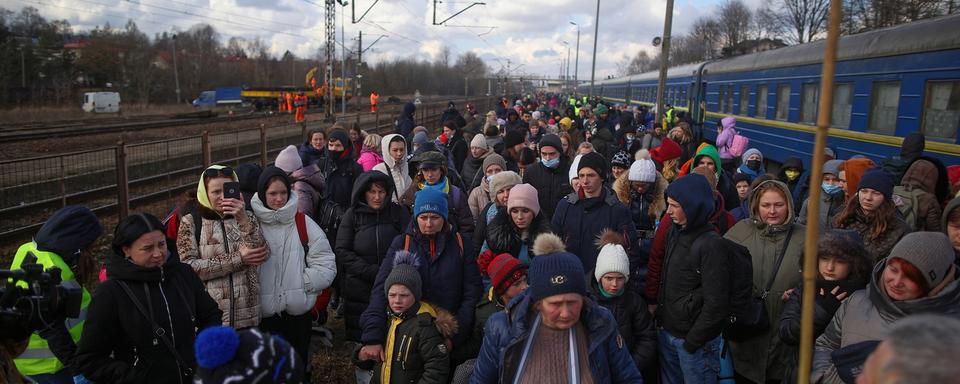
[372,133,412,203]
[251,166,337,374]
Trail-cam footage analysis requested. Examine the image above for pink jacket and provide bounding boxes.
[716,116,737,160]
[357,148,384,172]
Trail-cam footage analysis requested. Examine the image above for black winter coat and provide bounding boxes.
[336,171,412,341]
[75,250,222,384]
[522,158,572,221]
[369,304,451,384]
[484,208,551,263]
[588,283,657,372]
[656,225,732,352]
[461,153,487,191]
[445,133,469,173]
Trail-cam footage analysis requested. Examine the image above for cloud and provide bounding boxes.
[17,0,740,79]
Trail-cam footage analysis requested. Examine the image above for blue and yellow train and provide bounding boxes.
[596,14,960,167]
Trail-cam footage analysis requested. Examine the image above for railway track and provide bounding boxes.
[0,96,496,251]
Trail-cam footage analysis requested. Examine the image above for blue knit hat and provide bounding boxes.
[527,233,587,302]
[857,169,894,200]
[414,188,448,220]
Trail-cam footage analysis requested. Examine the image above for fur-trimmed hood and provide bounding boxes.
[612,170,667,217]
[432,306,459,339]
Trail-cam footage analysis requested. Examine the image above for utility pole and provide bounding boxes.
[325,0,336,119]
[172,34,181,104]
[570,21,580,95]
[655,0,674,123]
[356,30,362,115]
[340,2,347,115]
[565,44,571,91]
[589,0,600,98]
[19,45,26,87]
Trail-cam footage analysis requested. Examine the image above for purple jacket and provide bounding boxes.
[716,118,737,160]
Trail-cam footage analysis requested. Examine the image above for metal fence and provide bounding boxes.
[0,96,495,248]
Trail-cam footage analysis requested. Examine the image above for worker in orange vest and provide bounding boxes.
[295,92,306,124]
[369,91,379,113]
[278,92,286,113]
[285,92,294,114]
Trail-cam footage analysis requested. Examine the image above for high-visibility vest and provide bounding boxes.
[11,242,91,376]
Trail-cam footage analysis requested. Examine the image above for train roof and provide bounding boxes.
[705,13,960,74]
[596,61,705,86]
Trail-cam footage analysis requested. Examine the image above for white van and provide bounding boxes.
[82,92,121,113]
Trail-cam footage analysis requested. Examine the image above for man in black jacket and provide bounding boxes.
[657,173,732,384]
[522,134,571,221]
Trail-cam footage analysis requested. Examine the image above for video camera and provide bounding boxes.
[0,252,83,342]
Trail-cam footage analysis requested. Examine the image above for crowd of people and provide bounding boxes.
[7,93,960,384]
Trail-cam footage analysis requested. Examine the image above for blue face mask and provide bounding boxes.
[486,175,494,183]
[822,182,842,195]
[542,157,560,168]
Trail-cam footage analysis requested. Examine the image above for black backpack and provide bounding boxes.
[690,230,760,340]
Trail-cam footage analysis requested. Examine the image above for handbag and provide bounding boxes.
[724,227,794,341]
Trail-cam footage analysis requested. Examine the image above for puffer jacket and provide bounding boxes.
[656,174,732,352]
[298,141,326,167]
[481,209,552,264]
[550,188,637,273]
[467,177,492,222]
[396,102,416,138]
[446,132,469,172]
[289,163,325,220]
[899,159,943,231]
[716,124,737,160]
[357,147,384,172]
[588,283,657,373]
[461,152,489,191]
[369,302,455,384]
[321,147,363,209]
[812,260,960,383]
[360,224,480,347]
[470,291,643,384]
[522,157,572,221]
[337,171,411,341]
[373,133,412,204]
[836,208,911,262]
[75,246,222,384]
[251,189,337,317]
[177,205,266,329]
[613,171,667,232]
[723,180,805,383]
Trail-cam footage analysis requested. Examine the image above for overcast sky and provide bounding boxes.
[9,0,765,78]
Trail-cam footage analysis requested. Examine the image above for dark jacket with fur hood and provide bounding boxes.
[613,171,667,231]
[483,208,552,264]
[367,302,457,384]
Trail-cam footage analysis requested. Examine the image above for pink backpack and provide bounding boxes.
[730,133,749,157]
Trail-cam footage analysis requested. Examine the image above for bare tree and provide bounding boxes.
[718,0,753,49]
[771,0,830,43]
[689,17,723,60]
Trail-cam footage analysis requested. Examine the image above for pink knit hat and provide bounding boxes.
[507,183,540,216]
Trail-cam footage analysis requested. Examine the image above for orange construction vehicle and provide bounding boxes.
[369,91,379,113]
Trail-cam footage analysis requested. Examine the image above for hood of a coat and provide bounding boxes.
[290,163,324,191]
[403,101,416,118]
[251,190,299,225]
[255,166,290,208]
[35,205,103,264]
[380,133,407,169]
[867,258,960,321]
[901,159,938,193]
[665,174,716,231]
[105,242,182,282]
[900,132,925,162]
[350,170,396,208]
[944,197,960,236]
[778,157,805,176]
[692,145,722,178]
[747,179,796,230]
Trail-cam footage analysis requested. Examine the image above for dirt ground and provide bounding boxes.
[310,314,361,384]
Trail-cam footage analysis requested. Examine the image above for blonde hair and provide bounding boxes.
[363,133,382,151]
[662,158,680,182]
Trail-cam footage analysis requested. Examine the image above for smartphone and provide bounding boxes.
[223,181,242,200]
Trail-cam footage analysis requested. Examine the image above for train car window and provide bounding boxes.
[756,84,768,118]
[727,85,735,114]
[869,81,901,134]
[800,83,819,124]
[922,80,960,140]
[719,86,727,113]
[739,85,749,115]
[832,83,854,129]
[776,84,790,121]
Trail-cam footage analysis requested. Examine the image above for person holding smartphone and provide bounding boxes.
[178,164,268,329]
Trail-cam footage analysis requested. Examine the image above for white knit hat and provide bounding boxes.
[594,244,630,283]
[275,145,302,173]
[628,149,657,182]
[470,134,489,150]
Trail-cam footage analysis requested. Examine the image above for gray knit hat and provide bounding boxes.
[384,251,422,301]
[889,232,955,288]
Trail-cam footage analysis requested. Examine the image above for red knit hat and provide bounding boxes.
[651,137,683,164]
[477,250,528,296]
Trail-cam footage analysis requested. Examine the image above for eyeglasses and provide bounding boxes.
[203,166,234,178]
